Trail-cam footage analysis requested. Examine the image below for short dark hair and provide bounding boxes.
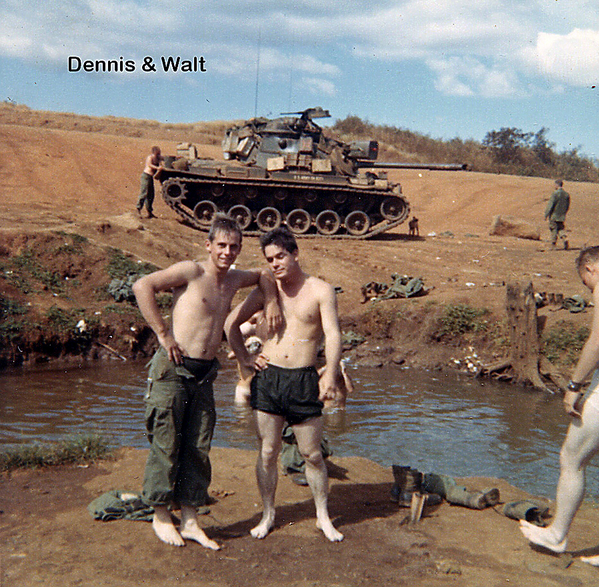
[555,179,563,187]
[208,214,242,242]
[260,226,298,253]
[576,246,599,273]
[151,145,161,154]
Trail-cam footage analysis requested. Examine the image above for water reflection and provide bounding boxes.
[1,360,598,499]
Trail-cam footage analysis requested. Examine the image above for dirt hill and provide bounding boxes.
[1,102,599,373]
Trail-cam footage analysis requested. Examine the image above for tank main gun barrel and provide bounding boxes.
[357,161,469,171]
[279,107,331,120]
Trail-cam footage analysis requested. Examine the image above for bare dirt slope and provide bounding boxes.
[2,104,599,369]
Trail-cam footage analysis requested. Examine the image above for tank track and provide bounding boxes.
[161,174,409,239]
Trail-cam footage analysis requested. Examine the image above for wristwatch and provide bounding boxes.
[567,380,583,392]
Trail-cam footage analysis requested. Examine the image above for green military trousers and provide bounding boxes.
[142,347,218,508]
[549,220,566,246]
[136,172,155,214]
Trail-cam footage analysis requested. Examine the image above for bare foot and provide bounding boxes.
[251,513,275,539]
[180,506,221,550]
[519,520,567,553]
[580,555,599,566]
[180,521,220,550]
[152,506,184,547]
[316,518,344,542]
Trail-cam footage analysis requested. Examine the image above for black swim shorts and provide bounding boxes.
[250,364,323,425]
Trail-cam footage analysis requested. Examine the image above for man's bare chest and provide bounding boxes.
[184,282,234,316]
[280,296,320,325]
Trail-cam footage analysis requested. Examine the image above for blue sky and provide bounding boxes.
[1,0,598,158]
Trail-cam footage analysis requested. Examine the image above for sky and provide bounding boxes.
[1,0,598,158]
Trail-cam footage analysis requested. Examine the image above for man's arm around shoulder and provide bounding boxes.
[225,288,268,378]
[229,268,281,333]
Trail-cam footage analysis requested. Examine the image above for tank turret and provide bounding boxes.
[158,108,467,238]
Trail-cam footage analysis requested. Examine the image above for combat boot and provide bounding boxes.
[422,473,499,510]
[391,466,441,507]
[391,465,423,506]
[445,485,500,510]
[502,500,549,526]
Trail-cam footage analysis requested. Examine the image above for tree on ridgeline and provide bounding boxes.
[332,116,599,182]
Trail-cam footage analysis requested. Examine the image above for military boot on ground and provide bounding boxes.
[445,486,500,510]
[422,473,499,510]
[391,465,441,507]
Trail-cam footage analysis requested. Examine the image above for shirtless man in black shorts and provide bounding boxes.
[226,226,344,542]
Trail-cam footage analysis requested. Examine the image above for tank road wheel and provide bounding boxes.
[286,209,312,235]
[163,179,188,204]
[315,210,341,235]
[256,207,282,232]
[211,183,225,198]
[303,190,318,203]
[245,186,258,199]
[193,200,218,227]
[274,188,288,201]
[333,191,348,204]
[380,197,407,221]
[228,205,252,230]
[345,210,371,236]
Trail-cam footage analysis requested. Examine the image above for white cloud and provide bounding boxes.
[0,0,596,97]
[427,56,522,98]
[301,77,337,96]
[522,28,599,86]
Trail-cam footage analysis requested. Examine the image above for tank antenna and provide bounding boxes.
[287,42,294,111]
[254,28,261,118]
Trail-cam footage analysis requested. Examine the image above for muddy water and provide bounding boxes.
[2,360,598,499]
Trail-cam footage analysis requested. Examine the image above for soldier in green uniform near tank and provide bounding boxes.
[545,179,570,249]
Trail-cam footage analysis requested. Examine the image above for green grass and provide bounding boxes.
[0,294,30,343]
[107,248,158,279]
[542,322,590,366]
[12,248,64,293]
[439,303,489,337]
[52,231,89,255]
[0,434,113,472]
[342,330,365,348]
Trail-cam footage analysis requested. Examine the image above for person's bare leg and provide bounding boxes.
[293,417,344,542]
[152,504,185,546]
[251,411,285,539]
[234,380,251,406]
[179,505,221,550]
[520,402,599,552]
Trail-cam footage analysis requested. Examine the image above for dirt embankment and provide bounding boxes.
[1,102,599,376]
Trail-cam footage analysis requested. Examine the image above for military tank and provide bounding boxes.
[157,107,467,238]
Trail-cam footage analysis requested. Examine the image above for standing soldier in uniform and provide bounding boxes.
[545,179,570,249]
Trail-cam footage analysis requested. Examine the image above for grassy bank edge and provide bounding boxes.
[0,434,114,472]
